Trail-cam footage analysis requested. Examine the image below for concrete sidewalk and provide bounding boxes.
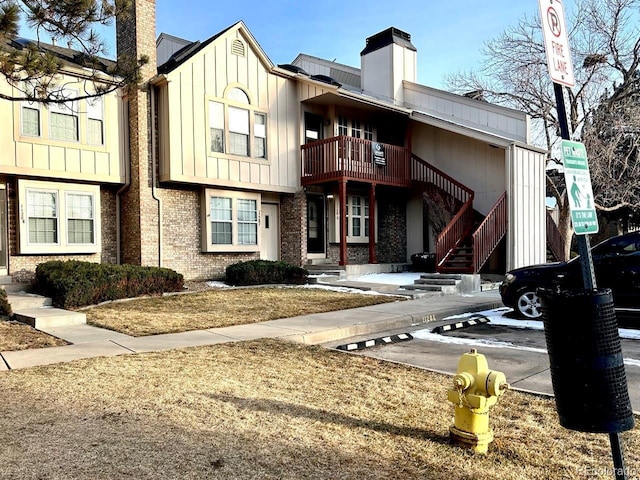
[0,290,502,371]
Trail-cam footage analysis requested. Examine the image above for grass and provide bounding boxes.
[83,287,402,336]
[0,339,638,479]
[0,286,401,350]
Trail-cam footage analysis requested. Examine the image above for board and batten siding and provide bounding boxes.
[507,145,546,270]
[0,76,124,184]
[158,29,299,193]
[411,123,506,215]
[404,83,529,144]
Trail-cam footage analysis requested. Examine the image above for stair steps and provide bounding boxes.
[3,283,86,329]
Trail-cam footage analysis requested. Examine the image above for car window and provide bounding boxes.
[592,236,640,257]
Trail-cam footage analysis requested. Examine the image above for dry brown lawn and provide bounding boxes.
[84,287,401,336]
[0,321,67,351]
[1,339,638,480]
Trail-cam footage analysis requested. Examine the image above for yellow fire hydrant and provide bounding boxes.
[447,348,509,454]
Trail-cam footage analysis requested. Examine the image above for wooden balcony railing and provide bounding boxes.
[301,136,411,187]
[472,192,507,272]
[546,210,566,261]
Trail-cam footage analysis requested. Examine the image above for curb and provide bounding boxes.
[335,333,414,351]
[431,313,490,334]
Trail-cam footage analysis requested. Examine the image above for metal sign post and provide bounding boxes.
[541,1,629,476]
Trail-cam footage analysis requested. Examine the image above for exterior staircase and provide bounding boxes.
[401,273,481,294]
[2,281,86,329]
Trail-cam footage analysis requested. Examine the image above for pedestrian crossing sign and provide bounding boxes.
[561,140,598,235]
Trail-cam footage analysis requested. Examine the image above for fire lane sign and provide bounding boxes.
[539,0,575,87]
[561,140,598,235]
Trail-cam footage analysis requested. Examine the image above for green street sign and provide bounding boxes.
[561,140,598,235]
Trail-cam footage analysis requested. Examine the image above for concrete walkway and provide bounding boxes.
[0,290,502,371]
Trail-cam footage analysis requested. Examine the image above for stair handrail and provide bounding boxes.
[546,210,566,261]
[410,155,475,271]
[472,192,508,273]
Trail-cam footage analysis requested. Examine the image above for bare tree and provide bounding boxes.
[0,0,146,103]
[447,0,640,260]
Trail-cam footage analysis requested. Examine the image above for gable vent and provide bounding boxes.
[231,39,246,57]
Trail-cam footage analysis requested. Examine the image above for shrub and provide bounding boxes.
[33,261,184,309]
[0,288,11,316]
[225,260,308,286]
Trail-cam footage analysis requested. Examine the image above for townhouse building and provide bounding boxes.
[0,0,547,282]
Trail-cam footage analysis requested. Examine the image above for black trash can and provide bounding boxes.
[539,288,634,433]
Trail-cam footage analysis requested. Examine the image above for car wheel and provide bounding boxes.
[515,289,542,319]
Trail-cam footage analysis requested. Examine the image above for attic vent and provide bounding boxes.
[231,39,245,57]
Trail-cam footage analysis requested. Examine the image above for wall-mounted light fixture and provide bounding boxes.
[326,194,334,200]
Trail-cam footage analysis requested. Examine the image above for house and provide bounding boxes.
[0,0,548,282]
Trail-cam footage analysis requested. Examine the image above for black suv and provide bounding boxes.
[500,232,640,319]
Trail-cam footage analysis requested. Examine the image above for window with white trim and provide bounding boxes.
[208,87,267,159]
[346,195,369,240]
[202,189,260,252]
[49,90,78,142]
[18,180,101,254]
[21,104,41,137]
[338,116,348,136]
[86,96,104,145]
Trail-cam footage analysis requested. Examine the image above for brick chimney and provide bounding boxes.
[360,27,417,105]
[116,0,160,266]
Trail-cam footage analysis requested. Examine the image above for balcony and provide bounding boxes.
[301,136,411,187]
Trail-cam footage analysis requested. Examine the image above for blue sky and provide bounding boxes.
[20,0,550,90]
[152,0,538,89]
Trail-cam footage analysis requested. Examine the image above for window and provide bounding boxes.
[208,87,267,159]
[229,106,249,156]
[346,195,369,240]
[364,123,373,141]
[338,116,348,136]
[86,96,104,145]
[49,90,78,142]
[203,189,261,252]
[27,190,58,244]
[211,197,233,245]
[254,113,266,158]
[22,106,40,137]
[351,120,361,139]
[18,180,100,254]
[209,101,224,153]
[66,193,94,244]
[237,198,258,245]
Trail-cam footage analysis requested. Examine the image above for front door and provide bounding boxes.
[307,195,325,255]
[260,203,279,261]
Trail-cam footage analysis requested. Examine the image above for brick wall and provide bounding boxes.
[281,191,306,266]
[158,185,258,280]
[377,194,407,263]
[116,0,160,267]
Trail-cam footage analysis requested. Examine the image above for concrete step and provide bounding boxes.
[419,274,463,281]
[14,308,86,329]
[8,292,53,310]
[2,282,33,294]
[402,284,458,294]
[415,278,457,286]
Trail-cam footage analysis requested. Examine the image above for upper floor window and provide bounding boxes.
[21,104,41,137]
[86,96,104,145]
[351,120,361,139]
[49,90,78,142]
[209,87,267,159]
[338,116,348,136]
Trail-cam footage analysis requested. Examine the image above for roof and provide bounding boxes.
[157,21,274,75]
[1,37,117,74]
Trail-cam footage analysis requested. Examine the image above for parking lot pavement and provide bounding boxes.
[328,309,640,413]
